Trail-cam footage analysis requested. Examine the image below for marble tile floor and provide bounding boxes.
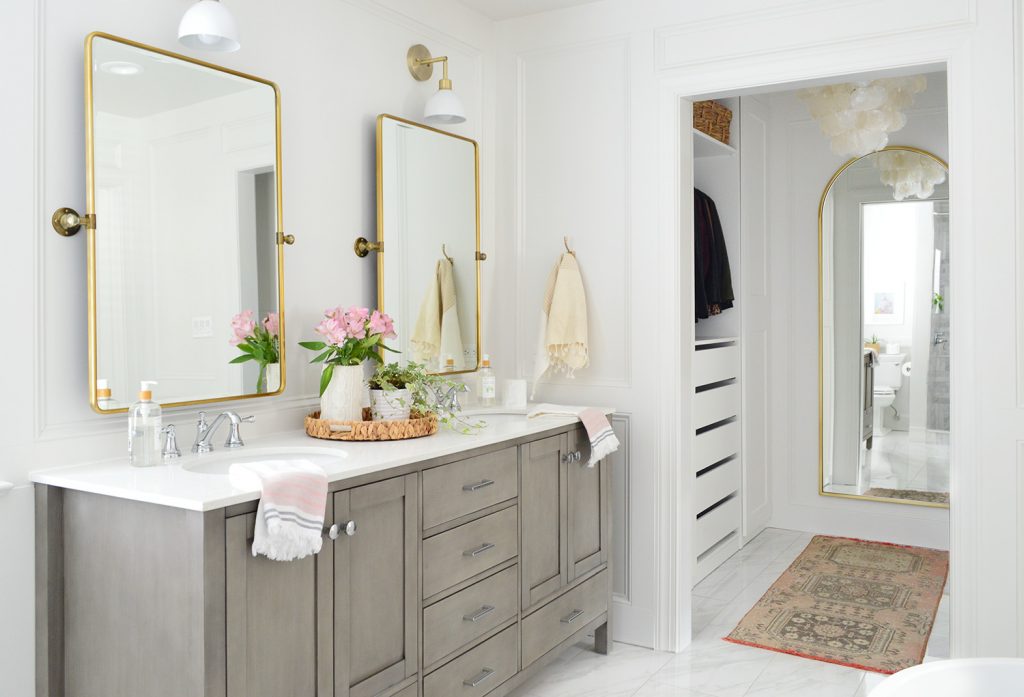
[864,429,949,494]
[508,528,950,697]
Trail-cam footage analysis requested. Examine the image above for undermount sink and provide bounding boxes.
[181,446,348,476]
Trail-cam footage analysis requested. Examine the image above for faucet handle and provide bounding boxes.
[240,415,256,423]
[161,424,181,460]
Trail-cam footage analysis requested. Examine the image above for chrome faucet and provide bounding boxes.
[434,382,469,412]
[933,331,948,347]
[192,411,255,454]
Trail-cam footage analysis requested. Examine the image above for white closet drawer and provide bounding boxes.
[693,421,739,473]
[695,496,740,556]
[695,458,740,515]
[694,383,739,430]
[693,345,739,387]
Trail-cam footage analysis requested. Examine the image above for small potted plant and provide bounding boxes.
[300,306,397,421]
[865,334,882,353]
[369,361,485,433]
[368,362,419,421]
[229,310,280,394]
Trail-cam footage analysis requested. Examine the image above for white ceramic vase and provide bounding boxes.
[263,362,281,394]
[320,364,365,421]
[370,388,412,421]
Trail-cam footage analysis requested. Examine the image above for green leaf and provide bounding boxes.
[319,364,335,397]
[380,342,400,354]
[299,341,327,351]
[230,354,255,364]
[236,343,255,354]
[312,349,333,363]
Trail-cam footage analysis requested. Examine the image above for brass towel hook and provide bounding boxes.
[442,243,454,264]
[563,236,575,255]
[52,207,95,237]
[354,236,383,257]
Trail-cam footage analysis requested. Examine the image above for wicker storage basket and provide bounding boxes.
[305,409,438,441]
[693,100,732,145]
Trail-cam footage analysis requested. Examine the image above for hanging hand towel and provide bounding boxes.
[527,403,619,466]
[531,253,589,398]
[229,460,328,561]
[411,259,464,370]
[438,258,465,370]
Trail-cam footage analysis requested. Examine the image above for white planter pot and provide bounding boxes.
[320,364,365,421]
[261,362,281,394]
[370,388,412,421]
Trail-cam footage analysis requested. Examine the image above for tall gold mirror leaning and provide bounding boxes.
[819,146,949,508]
[82,33,286,413]
[375,114,481,374]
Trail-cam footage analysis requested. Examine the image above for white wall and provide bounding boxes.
[1,0,495,693]
[766,83,950,542]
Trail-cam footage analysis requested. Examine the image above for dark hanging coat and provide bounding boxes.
[694,189,734,320]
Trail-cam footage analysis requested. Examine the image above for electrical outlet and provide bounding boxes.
[192,316,213,338]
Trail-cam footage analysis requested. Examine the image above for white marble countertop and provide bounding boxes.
[31,407,607,512]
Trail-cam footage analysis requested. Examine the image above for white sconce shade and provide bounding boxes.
[178,0,240,53]
[425,88,466,125]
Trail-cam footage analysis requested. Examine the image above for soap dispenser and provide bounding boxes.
[128,380,162,467]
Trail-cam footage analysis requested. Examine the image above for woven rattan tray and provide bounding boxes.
[305,409,438,441]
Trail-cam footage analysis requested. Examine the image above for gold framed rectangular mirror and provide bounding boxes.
[375,114,481,374]
[85,33,287,413]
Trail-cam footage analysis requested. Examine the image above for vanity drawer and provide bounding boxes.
[423,507,518,598]
[423,566,519,667]
[422,447,518,530]
[521,570,608,668]
[423,624,518,697]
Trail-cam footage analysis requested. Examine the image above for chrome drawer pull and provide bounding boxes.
[561,608,585,624]
[464,542,495,557]
[463,667,495,687]
[327,520,357,540]
[462,479,495,492]
[463,604,496,623]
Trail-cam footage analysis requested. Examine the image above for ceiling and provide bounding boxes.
[459,0,602,21]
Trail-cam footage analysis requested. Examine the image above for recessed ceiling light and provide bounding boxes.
[100,61,143,76]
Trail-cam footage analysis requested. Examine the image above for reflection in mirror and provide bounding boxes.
[820,147,949,507]
[378,115,480,373]
[88,35,284,411]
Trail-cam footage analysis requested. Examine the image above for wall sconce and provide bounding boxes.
[407,44,466,125]
[178,0,240,52]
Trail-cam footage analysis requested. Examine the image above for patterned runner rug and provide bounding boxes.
[864,488,949,505]
[725,535,948,674]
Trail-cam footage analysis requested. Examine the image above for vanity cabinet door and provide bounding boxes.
[567,427,610,581]
[225,512,332,697]
[333,474,419,697]
[521,434,569,609]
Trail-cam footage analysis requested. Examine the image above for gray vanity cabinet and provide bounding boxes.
[521,434,569,609]
[224,512,329,697]
[333,474,419,697]
[521,430,609,611]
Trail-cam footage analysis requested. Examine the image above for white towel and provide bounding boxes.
[527,403,619,467]
[532,253,589,398]
[229,460,328,561]
[411,258,465,370]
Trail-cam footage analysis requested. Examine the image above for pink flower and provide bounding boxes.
[315,316,348,346]
[369,310,397,339]
[229,310,256,346]
[343,306,370,339]
[262,312,279,337]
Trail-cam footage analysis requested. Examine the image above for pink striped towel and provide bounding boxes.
[527,404,620,467]
[229,460,328,561]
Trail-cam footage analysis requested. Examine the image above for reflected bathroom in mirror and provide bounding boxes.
[376,114,480,374]
[86,34,285,412]
[820,146,949,507]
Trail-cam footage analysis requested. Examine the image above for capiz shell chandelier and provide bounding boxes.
[799,76,927,157]
[873,150,947,201]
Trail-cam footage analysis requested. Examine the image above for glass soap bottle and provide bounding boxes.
[477,355,497,407]
[128,380,162,467]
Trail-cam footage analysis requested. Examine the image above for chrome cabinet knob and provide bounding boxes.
[329,520,357,539]
[561,453,572,464]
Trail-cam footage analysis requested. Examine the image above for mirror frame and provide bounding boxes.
[84,32,287,413]
[817,145,950,508]
[375,114,482,374]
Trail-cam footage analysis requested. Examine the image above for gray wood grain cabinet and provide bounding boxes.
[37,422,612,697]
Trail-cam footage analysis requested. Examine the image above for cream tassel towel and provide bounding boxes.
[531,252,589,398]
[411,259,464,370]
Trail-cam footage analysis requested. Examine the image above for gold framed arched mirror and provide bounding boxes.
[818,146,950,508]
